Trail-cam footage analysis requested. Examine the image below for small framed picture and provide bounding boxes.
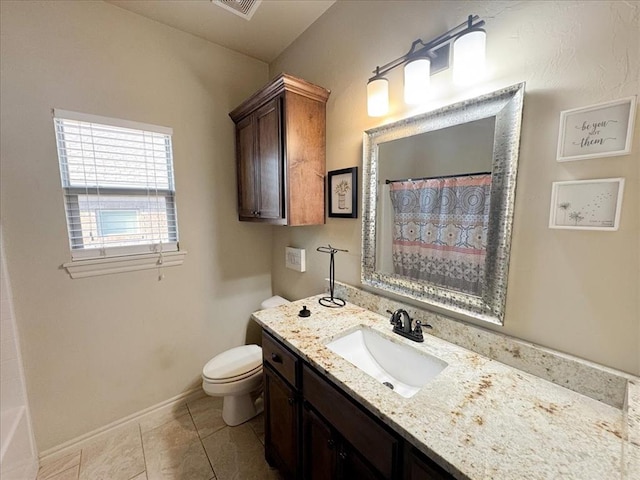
[328,167,357,218]
[556,96,636,162]
[549,178,625,231]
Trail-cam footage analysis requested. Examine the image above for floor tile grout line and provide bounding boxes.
[76,448,83,480]
[187,400,219,479]
[137,422,148,480]
[140,403,192,436]
[36,463,80,480]
[126,469,146,480]
[186,400,215,442]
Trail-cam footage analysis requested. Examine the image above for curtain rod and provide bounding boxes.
[384,171,491,184]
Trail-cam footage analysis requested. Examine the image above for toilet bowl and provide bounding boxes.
[201,295,289,426]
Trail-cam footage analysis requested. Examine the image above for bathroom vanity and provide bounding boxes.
[252,295,639,480]
[262,329,447,480]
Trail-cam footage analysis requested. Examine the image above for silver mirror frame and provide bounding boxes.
[361,83,525,325]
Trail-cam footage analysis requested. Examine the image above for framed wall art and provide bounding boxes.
[328,167,357,218]
[549,178,625,231]
[556,96,636,162]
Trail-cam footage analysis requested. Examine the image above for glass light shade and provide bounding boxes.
[367,77,389,117]
[404,58,431,105]
[453,29,486,86]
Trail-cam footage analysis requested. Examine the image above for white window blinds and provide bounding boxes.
[53,109,179,260]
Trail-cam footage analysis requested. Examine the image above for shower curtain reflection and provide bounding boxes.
[389,173,491,296]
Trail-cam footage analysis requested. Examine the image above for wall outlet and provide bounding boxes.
[285,247,306,272]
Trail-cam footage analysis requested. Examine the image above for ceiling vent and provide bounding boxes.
[212,0,262,20]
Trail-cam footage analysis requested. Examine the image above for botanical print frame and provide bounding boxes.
[556,96,637,162]
[549,178,625,231]
[328,167,357,218]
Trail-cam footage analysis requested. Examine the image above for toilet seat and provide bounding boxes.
[202,344,262,383]
[203,364,262,384]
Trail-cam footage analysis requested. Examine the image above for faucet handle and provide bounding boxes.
[413,320,424,341]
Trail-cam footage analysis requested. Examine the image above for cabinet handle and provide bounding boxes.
[271,353,282,363]
[255,211,261,217]
[327,438,335,449]
[339,450,348,461]
[287,397,295,406]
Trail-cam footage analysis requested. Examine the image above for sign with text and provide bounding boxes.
[556,96,636,162]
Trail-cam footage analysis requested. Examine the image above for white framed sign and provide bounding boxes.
[556,96,636,162]
[549,178,625,231]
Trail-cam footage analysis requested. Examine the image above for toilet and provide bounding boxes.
[201,295,289,426]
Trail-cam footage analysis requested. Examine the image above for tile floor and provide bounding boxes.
[37,395,283,480]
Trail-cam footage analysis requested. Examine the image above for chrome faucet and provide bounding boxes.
[387,309,431,342]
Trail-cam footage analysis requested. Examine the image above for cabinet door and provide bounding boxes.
[235,114,258,219]
[254,98,283,220]
[264,365,298,479]
[338,443,385,480]
[302,404,337,480]
[303,365,400,479]
[404,447,454,480]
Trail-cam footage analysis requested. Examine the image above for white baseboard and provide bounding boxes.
[39,387,207,463]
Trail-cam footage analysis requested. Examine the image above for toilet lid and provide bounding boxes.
[203,344,262,381]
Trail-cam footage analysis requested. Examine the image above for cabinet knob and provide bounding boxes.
[287,397,295,406]
[327,438,335,449]
[271,353,282,363]
[255,210,261,217]
[339,450,348,461]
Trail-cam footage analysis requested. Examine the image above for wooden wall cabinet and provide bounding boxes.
[262,330,455,480]
[230,74,330,225]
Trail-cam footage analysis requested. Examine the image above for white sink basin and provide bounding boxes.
[325,327,448,398]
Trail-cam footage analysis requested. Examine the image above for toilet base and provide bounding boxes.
[222,392,263,426]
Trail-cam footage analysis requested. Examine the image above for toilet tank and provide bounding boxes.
[260,296,289,310]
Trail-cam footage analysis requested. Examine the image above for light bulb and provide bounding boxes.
[367,77,389,117]
[404,58,431,105]
[453,29,486,86]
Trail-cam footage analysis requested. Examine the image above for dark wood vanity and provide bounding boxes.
[262,330,453,480]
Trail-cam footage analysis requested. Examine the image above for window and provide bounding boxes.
[54,110,184,276]
[97,210,140,237]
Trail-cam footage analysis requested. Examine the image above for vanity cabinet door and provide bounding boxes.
[302,365,400,479]
[264,364,299,480]
[302,403,336,480]
[337,442,385,480]
[303,402,382,480]
[404,447,454,480]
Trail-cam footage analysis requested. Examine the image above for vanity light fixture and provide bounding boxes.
[367,69,389,117]
[367,15,486,116]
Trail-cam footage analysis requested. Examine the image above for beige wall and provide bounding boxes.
[0,1,272,451]
[270,1,640,375]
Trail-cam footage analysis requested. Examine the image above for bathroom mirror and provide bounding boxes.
[361,83,525,325]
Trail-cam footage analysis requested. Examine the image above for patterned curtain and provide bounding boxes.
[389,174,491,296]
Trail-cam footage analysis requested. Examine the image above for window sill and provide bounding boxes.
[62,251,187,279]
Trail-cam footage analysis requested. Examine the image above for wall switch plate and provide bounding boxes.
[286,247,306,272]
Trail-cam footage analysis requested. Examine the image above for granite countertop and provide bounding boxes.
[252,295,639,480]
